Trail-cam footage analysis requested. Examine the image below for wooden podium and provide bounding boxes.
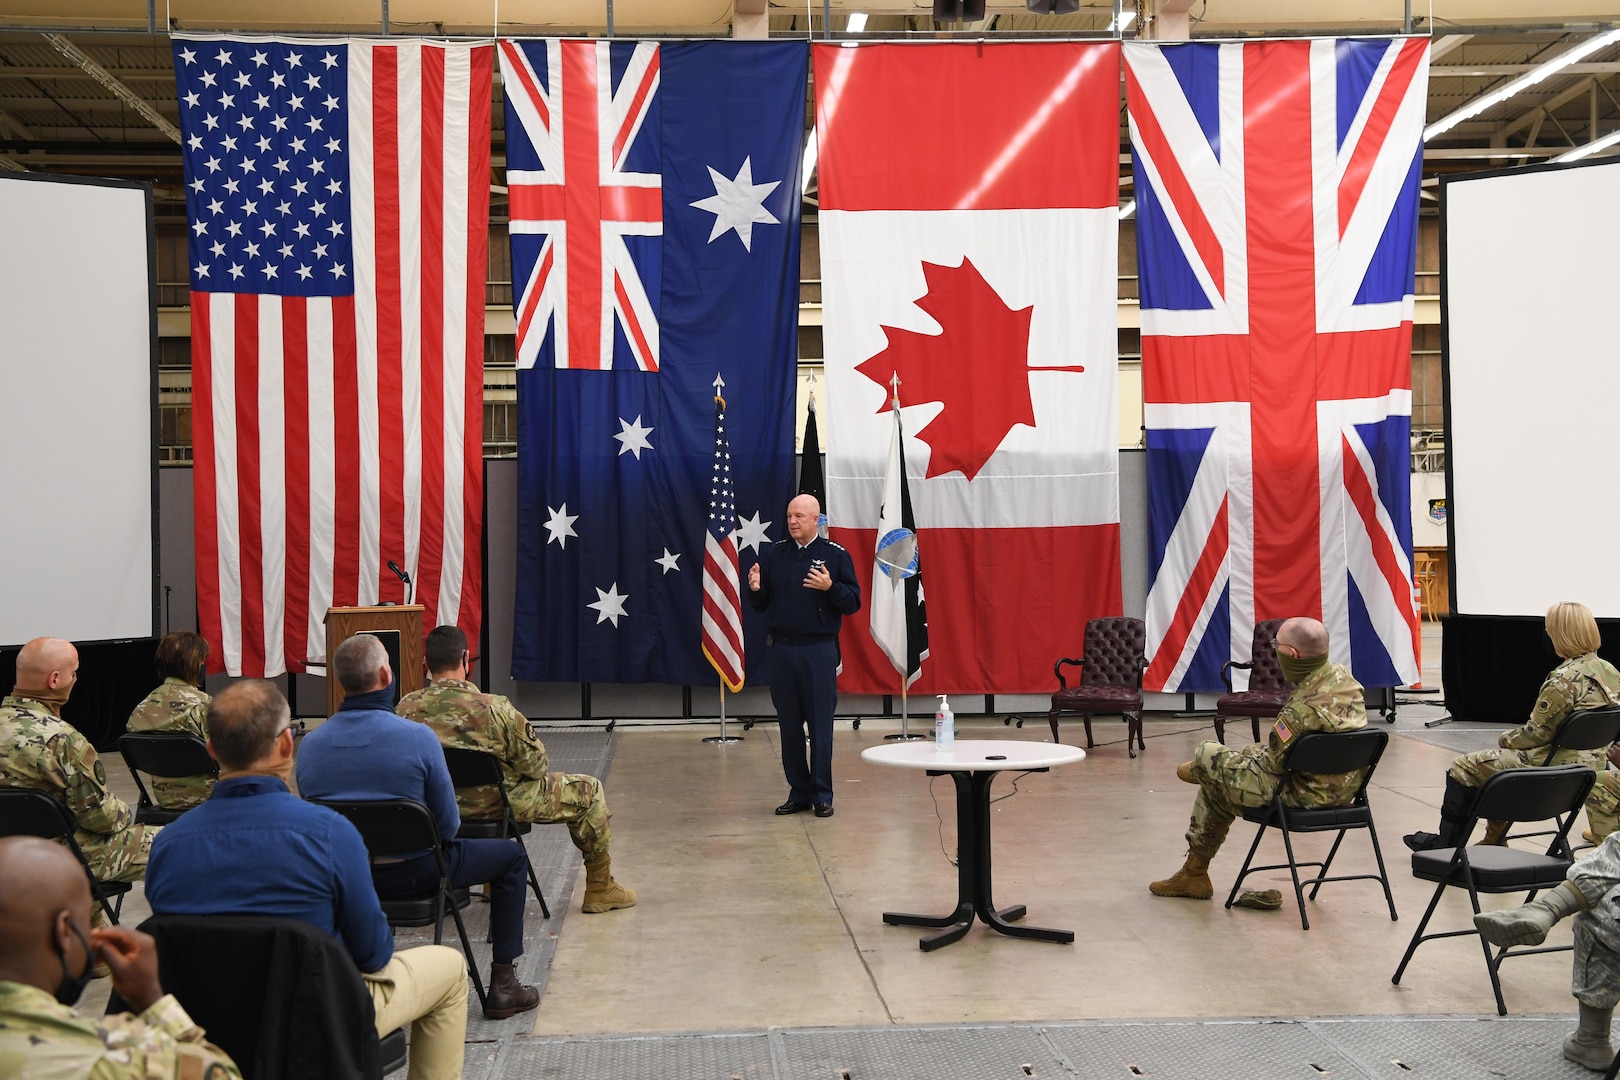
[324,605,425,716]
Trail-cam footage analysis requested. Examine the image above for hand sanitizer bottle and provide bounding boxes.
[935,695,954,752]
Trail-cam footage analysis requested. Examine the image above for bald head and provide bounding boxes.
[0,836,92,992]
[786,494,821,544]
[1277,617,1329,657]
[14,638,79,693]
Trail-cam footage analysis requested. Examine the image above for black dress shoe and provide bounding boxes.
[775,800,809,815]
[813,803,834,818]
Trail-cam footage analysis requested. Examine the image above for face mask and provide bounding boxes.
[1278,651,1328,684]
[53,917,95,1006]
[13,682,72,718]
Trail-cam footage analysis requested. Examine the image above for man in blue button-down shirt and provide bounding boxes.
[296,632,539,1021]
[145,679,468,1080]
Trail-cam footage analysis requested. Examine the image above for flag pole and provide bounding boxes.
[882,371,924,741]
[703,683,742,744]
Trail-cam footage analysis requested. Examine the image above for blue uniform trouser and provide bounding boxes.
[372,837,529,963]
[771,640,839,806]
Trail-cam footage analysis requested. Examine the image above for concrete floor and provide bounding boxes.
[80,622,1606,1077]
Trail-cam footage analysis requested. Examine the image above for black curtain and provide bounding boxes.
[1442,614,1620,724]
[0,639,160,752]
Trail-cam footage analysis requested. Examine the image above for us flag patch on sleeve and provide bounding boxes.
[1275,718,1293,742]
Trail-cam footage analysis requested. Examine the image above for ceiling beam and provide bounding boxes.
[1501,73,1603,137]
[0,104,31,139]
[1428,34,1473,61]
[0,66,175,80]
[1432,61,1620,76]
[41,32,179,143]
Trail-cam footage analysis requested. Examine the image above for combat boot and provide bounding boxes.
[1149,850,1213,899]
[581,855,637,913]
[1564,1003,1615,1071]
[483,962,539,1020]
[1584,805,1620,845]
[1473,880,1586,947]
[1476,820,1511,846]
[1175,760,1198,785]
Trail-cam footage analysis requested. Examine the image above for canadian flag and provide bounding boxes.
[815,42,1124,694]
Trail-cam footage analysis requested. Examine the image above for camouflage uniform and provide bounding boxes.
[1445,654,1620,807]
[1590,771,1620,839]
[0,981,239,1079]
[1564,833,1620,1009]
[1183,662,1367,859]
[125,678,213,810]
[0,695,157,883]
[396,678,612,862]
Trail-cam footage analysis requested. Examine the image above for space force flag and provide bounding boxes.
[871,398,929,687]
[816,42,1124,694]
[504,40,805,684]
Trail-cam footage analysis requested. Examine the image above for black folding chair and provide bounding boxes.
[117,732,219,826]
[311,798,487,1010]
[1517,707,1620,852]
[1224,729,1397,930]
[441,746,549,918]
[1392,763,1596,1015]
[0,787,133,923]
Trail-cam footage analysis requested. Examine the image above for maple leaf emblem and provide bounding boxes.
[857,257,1080,481]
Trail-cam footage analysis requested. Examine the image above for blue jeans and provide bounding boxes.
[372,838,529,963]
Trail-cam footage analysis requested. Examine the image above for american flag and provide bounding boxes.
[1126,38,1428,692]
[701,377,744,692]
[174,36,492,677]
[498,38,663,372]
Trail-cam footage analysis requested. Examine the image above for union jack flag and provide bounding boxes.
[499,39,662,371]
[1126,38,1429,693]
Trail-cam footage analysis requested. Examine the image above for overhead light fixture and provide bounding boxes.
[846,12,867,33]
[801,127,818,195]
[1424,27,1620,141]
[1110,9,1136,30]
[1026,0,1081,13]
[1554,128,1620,163]
[933,0,987,21]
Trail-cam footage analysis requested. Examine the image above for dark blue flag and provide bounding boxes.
[502,40,805,683]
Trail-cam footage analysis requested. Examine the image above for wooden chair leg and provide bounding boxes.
[1252,716,1263,744]
[1048,709,1061,745]
[1213,714,1226,744]
[1081,713,1095,749]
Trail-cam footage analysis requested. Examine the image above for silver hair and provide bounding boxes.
[332,633,389,693]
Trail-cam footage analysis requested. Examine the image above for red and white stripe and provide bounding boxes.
[192,40,490,678]
[701,531,745,693]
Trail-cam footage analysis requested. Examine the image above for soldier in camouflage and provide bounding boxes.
[1150,617,1368,901]
[125,632,214,810]
[1475,831,1620,1069]
[1587,754,1620,843]
[0,639,157,885]
[396,626,636,914]
[1404,602,1620,852]
[0,836,239,1079]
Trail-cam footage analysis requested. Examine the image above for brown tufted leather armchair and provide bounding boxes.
[1049,617,1148,757]
[1214,618,1293,745]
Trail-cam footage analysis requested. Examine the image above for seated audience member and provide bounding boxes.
[0,835,239,1077]
[126,631,215,810]
[1475,832,1620,1070]
[1587,748,1620,843]
[297,634,540,1020]
[1405,601,1620,851]
[397,626,635,913]
[1150,617,1367,900]
[144,681,469,1080]
[0,637,158,885]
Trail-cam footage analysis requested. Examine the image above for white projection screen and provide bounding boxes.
[0,173,157,646]
[1443,157,1620,618]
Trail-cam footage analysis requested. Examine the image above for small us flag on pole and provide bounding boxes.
[701,375,745,693]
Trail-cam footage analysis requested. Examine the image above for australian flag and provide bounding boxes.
[504,40,806,684]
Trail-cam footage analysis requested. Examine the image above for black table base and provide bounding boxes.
[882,767,1074,952]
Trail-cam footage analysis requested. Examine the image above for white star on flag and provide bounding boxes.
[655,549,681,574]
[689,156,781,253]
[545,503,578,548]
[588,583,629,627]
[733,511,772,554]
[614,415,655,459]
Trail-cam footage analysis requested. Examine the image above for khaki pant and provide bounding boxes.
[363,944,471,1080]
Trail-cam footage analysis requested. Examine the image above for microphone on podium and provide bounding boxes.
[387,560,414,605]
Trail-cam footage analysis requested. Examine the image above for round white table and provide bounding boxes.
[861,739,1086,951]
